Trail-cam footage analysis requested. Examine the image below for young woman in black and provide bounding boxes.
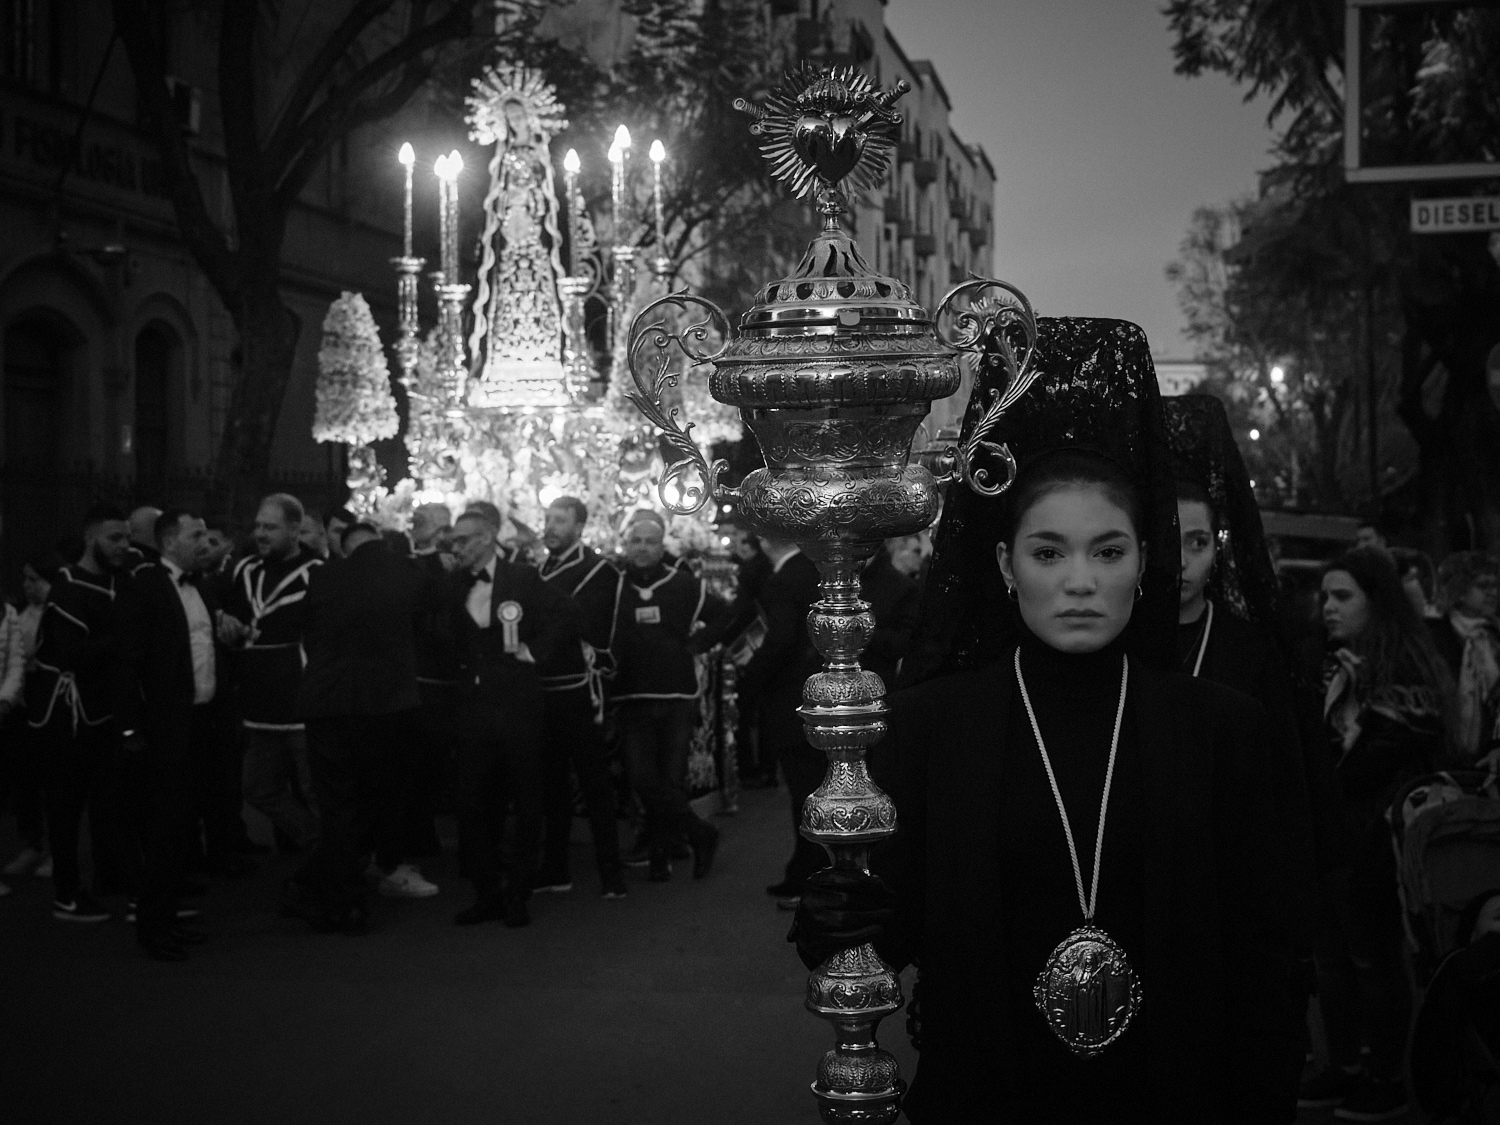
[1304,547,1453,1117]
[793,319,1302,1123]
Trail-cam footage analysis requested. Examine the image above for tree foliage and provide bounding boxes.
[1165,0,1500,547]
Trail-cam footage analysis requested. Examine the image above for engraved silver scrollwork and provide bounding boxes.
[624,293,738,514]
[933,278,1040,497]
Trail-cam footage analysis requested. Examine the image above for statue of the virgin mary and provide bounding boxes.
[466,64,572,409]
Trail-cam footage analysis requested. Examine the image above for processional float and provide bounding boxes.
[624,66,1043,1122]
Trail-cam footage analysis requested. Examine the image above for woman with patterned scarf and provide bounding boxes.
[1429,551,1500,762]
[1311,547,1455,1119]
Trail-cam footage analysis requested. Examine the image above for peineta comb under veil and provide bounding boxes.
[901,317,1180,686]
[1161,393,1281,629]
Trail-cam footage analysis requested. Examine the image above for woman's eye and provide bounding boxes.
[1032,547,1061,562]
[1097,546,1125,561]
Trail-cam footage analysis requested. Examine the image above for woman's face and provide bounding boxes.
[1455,574,1499,619]
[997,484,1145,654]
[21,564,49,606]
[1321,569,1371,643]
[1177,499,1215,613]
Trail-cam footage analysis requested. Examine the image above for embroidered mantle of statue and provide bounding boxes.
[466,64,572,409]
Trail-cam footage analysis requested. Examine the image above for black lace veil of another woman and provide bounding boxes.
[902,317,1181,686]
[1161,393,1281,628]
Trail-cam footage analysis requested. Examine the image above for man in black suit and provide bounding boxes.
[860,542,922,692]
[288,522,428,933]
[112,509,220,961]
[536,496,626,899]
[446,508,579,928]
[741,535,824,906]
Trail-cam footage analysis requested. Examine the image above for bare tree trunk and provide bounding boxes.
[211,281,302,525]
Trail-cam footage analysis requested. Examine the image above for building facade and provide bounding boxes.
[0,1,410,578]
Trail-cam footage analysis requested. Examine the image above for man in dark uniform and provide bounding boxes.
[288,522,430,933]
[610,511,721,883]
[536,496,626,899]
[223,493,322,857]
[112,509,220,960]
[447,508,579,928]
[860,541,922,692]
[30,503,133,923]
[743,535,823,906]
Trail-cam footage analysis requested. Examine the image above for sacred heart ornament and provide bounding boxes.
[1032,926,1142,1059]
[792,114,865,185]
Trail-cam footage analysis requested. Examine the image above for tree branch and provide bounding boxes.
[268,0,473,197]
[263,0,396,174]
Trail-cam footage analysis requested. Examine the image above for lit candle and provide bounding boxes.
[649,139,666,265]
[446,149,463,281]
[398,142,415,258]
[563,148,581,277]
[434,154,451,277]
[610,124,631,247]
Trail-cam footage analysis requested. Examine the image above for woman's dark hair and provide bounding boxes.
[1173,479,1218,531]
[1324,547,1455,710]
[997,448,1143,546]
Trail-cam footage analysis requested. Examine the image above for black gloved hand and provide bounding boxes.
[787,868,897,972]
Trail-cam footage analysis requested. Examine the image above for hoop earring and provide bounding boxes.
[1134,582,1144,601]
[1007,584,1019,603]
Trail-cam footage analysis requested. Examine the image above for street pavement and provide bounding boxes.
[0,788,1408,1123]
[1,788,916,1125]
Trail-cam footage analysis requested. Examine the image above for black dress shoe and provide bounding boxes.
[691,825,720,879]
[454,896,506,926]
[139,934,189,962]
[171,926,209,945]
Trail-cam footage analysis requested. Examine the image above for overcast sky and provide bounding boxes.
[884,0,1276,357]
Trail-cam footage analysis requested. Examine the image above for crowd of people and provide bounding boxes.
[2,363,1498,1120]
[0,489,925,966]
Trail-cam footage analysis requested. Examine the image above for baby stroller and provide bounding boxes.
[1390,765,1500,1122]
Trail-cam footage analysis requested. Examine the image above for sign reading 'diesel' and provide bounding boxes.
[1410,196,1500,234]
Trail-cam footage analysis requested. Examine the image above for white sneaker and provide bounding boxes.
[34,856,53,879]
[3,846,43,876]
[378,864,439,898]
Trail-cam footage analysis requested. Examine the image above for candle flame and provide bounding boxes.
[649,139,666,163]
[564,148,581,174]
[613,124,632,150]
[398,142,414,167]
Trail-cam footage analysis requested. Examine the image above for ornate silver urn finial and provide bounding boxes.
[623,64,1043,1125]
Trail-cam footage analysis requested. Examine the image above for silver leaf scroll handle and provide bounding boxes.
[625,292,738,515]
[931,278,1040,497]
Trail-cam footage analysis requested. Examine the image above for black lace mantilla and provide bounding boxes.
[1161,393,1281,628]
[903,317,1180,684]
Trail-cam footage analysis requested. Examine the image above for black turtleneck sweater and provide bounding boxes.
[998,625,1149,1119]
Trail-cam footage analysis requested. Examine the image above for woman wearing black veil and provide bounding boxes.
[1164,394,1330,976]
[792,319,1301,1122]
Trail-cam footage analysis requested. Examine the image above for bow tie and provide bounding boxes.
[459,568,492,592]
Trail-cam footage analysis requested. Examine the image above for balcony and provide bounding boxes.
[968,225,991,249]
[949,264,969,285]
[913,232,937,257]
[896,140,919,164]
[897,219,915,241]
[948,195,967,220]
[883,196,903,224]
[913,159,938,187]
